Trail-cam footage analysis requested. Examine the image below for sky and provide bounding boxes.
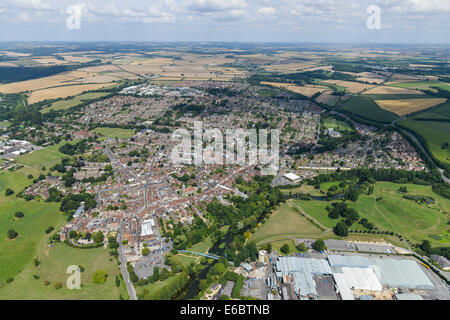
[0,0,448,43]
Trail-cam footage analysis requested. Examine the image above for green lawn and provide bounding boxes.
[0,170,65,284]
[252,202,323,245]
[41,92,110,113]
[15,141,71,167]
[91,127,135,139]
[0,241,128,300]
[294,182,450,247]
[398,119,450,166]
[0,121,11,127]
[322,117,352,131]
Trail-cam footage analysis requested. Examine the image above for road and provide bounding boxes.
[118,221,137,300]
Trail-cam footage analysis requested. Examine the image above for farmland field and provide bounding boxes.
[398,119,450,166]
[322,80,375,93]
[374,98,447,116]
[28,83,116,104]
[411,102,450,120]
[339,95,398,123]
[386,81,450,91]
[41,92,110,113]
[363,86,425,95]
[261,82,329,97]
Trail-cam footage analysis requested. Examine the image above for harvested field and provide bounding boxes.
[27,83,115,104]
[0,71,93,93]
[261,81,329,97]
[375,98,447,116]
[316,91,339,106]
[389,73,423,82]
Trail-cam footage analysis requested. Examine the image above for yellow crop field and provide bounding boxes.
[375,98,447,116]
[262,63,317,73]
[363,86,425,95]
[261,82,329,97]
[0,71,92,93]
[27,83,115,104]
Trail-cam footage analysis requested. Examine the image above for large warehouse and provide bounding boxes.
[328,255,435,290]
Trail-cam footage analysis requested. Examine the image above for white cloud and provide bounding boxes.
[8,0,53,10]
[258,6,275,15]
[186,0,248,13]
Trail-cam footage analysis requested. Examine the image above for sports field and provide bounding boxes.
[15,141,70,167]
[91,127,135,139]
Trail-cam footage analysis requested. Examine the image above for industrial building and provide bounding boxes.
[272,254,437,300]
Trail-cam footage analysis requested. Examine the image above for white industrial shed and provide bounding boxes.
[341,267,383,291]
[328,255,434,290]
[333,273,354,300]
[370,258,434,289]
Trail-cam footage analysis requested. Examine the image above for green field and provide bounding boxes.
[41,92,110,113]
[412,102,450,120]
[15,141,71,167]
[91,127,135,139]
[387,81,450,91]
[0,241,128,300]
[251,202,324,245]
[399,119,450,166]
[0,170,65,284]
[340,95,398,123]
[0,121,11,127]
[322,117,352,131]
[294,182,450,247]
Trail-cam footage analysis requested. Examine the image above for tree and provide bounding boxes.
[297,242,307,252]
[5,188,14,196]
[420,240,432,254]
[14,211,24,219]
[280,244,290,254]
[115,275,121,287]
[45,226,55,234]
[54,281,63,289]
[92,270,107,284]
[312,239,327,252]
[92,231,104,243]
[68,230,78,239]
[142,248,150,256]
[334,222,349,237]
[7,229,18,239]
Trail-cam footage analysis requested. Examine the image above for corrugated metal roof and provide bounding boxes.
[333,273,354,300]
